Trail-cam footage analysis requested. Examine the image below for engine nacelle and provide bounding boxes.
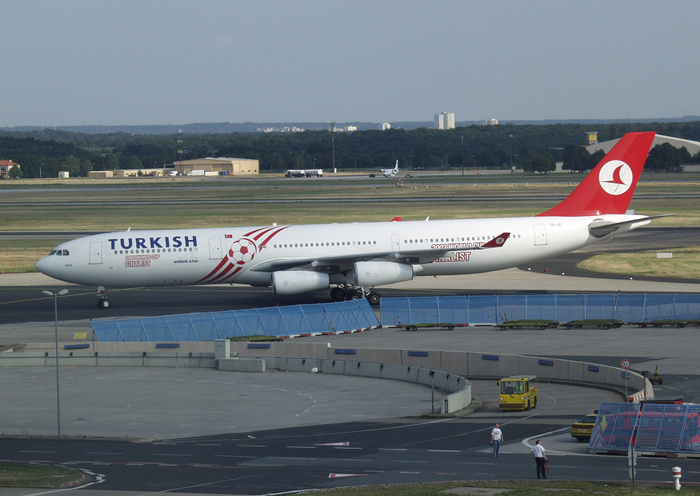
[271,271,330,295]
[353,261,414,287]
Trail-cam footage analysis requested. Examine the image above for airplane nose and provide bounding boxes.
[35,255,56,278]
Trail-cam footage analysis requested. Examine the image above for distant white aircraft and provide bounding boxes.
[381,160,400,177]
[36,132,662,309]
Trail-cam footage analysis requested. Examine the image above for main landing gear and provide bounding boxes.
[330,285,381,306]
[96,286,110,309]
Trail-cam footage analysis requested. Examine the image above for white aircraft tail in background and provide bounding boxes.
[381,160,400,177]
[36,132,660,309]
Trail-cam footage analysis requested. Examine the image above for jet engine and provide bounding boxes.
[272,271,330,295]
[353,261,413,287]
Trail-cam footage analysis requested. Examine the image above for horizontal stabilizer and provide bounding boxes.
[588,215,674,238]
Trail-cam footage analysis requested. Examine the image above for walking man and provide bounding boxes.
[531,439,548,479]
[490,423,503,458]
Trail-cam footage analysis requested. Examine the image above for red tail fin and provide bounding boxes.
[537,132,656,217]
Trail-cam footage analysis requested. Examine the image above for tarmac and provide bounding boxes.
[0,269,699,494]
[1,269,699,438]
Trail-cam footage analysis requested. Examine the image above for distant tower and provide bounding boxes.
[434,112,455,130]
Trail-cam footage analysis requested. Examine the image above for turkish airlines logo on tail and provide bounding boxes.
[598,160,633,196]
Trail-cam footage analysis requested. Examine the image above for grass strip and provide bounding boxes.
[0,463,81,488]
[578,246,700,280]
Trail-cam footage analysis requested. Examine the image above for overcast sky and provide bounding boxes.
[1,0,699,127]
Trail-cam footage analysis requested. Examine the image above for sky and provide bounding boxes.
[1,0,699,127]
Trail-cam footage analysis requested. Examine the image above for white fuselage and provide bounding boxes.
[35,214,645,290]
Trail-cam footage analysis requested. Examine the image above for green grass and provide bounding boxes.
[303,480,697,495]
[578,246,700,280]
[0,239,70,273]
[0,463,81,488]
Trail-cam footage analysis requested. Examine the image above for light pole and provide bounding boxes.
[42,289,68,437]
[330,122,336,173]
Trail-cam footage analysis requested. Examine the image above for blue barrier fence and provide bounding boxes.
[92,299,379,342]
[379,293,700,325]
[589,402,700,455]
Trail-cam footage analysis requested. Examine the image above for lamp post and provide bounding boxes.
[42,289,68,437]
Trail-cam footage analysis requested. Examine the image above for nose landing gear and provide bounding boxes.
[96,286,110,309]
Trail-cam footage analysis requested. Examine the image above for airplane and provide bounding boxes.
[36,132,661,309]
[381,160,400,177]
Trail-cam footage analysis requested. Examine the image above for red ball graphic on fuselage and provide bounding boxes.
[228,238,257,265]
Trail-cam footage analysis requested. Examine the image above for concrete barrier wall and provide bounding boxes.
[0,350,216,369]
[226,342,650,402]
[1,337,649,410]
[217,354,471,414]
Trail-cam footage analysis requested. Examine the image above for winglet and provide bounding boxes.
[537,132,656,217]
[481,232,510,248]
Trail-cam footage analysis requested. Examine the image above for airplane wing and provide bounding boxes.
[253,232,510,273]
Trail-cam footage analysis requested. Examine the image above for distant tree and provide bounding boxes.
[647,143,682,172]
[8,165,22,178]
[588,150,605,169]
[61,155,81,177]
[524,152,556,173]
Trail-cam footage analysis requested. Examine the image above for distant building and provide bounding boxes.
[434,112,455,130]
[0,160,20,178]
[173,157,259,176]
[486,118,499,126]
[586,134,700,156]
[381,122,391,130]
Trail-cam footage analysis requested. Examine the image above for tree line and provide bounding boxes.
[3,121,700,179]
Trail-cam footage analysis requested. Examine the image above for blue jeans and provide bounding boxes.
[492,440,501,457]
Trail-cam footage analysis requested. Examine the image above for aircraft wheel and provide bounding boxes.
[367,292,381,306]
[330,287,345,301]
[98,298,110,310]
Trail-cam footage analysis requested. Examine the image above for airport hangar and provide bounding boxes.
[88,157,260,178]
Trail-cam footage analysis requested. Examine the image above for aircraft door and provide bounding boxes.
[391,233,400,252]
[533,224,548,246]
[89,242,103,264]
[209,237,222,260]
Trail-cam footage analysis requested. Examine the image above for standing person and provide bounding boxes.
[531,440,548,479]
[490,423,503,458]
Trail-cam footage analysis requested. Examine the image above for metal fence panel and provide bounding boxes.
[644,294,677,321]
[190,312,225,341]
[583,294,616,319]
[615,294,646,322]
[495,295,526,323]
[437,296,468,324]
[674,294,700,320]
[555,294,586,322]
[380,297,410,326]
[298,304,333,333]
[467,295,498,324]
[408,297,440,324]
[589,402,640,451]
[212,311,241,338]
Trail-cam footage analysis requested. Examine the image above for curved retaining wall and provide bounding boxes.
[0,338,653,413]
[220,340,654,403]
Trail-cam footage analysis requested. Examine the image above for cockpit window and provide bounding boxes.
[49,250,57,255]
[50,249,70,256]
